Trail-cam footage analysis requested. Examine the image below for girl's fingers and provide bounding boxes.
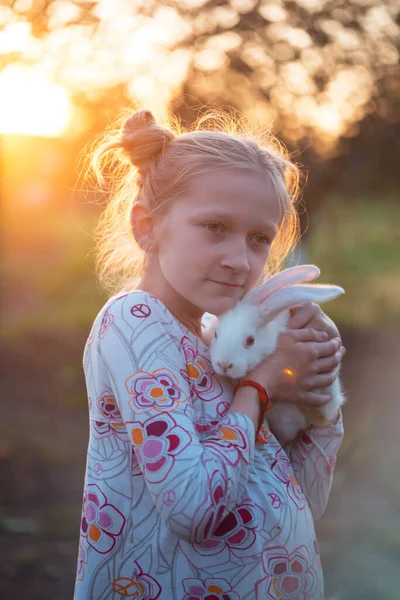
[298,390,332,407]
[288,302,318,329]
[313,351,343,374]
[306,371,338,389]
[312,337,341,359]
[293,328,328,343]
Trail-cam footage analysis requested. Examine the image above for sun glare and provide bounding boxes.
[314,105,343,136]
[0,65,72,137]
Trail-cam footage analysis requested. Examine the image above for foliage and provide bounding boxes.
[305,195,400,327]
[2,0,399,149]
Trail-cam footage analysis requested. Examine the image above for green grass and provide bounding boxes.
[1,211,104,340]
[304,196,400,328]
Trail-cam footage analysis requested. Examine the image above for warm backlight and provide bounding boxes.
[0,65,71,137]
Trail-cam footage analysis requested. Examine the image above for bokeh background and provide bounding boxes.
[0,1,399,598]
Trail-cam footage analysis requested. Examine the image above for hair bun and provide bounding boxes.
[123,109,156,135]
[121,109,175,173]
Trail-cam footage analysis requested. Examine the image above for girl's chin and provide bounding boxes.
[205,298,238,317]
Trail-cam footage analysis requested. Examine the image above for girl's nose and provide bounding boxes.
[220,241,251,273]
[217,361,233,370]
[221,256,250,272]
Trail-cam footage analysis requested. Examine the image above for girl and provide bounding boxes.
[74,109,345,599]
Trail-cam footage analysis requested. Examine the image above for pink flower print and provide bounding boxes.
[180,366,190,386]
[211,501,262,555]
[76,541,88,581]
[194,470,230,542]
[99,309,114,339]
[129,413,191,484]
[181,336,223,401]
[195,416,220,435]
[194,405,229,434]
[97,391,122,421]
[91,420,129,442]
[294,429,314,462]
[188,501,264,565]
[131,447,142,477]
[217,401,230,418]
[206,420,250,467]
[271,448,306,510]
[126,368,188,414]
[299,431,313,447]
[313,538,322,570]
[314,453,337,480]
[80,484,126,554]
[112,560,161,599]
[182,577,240,600]
[92,421,111,438]
[257,424,273,445]
[256,545,317,599]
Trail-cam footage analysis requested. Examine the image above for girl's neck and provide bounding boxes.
[137,256,204,339]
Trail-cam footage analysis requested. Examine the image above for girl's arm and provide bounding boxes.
[281,303,345,519]
[93,293,256,544]
[282,410,344,520]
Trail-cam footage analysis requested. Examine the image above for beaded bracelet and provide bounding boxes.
[233,379,271,443]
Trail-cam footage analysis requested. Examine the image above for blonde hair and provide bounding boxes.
[86,107,303,297]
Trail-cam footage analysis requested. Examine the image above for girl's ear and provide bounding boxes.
[131,203,156,251]
[245,265,321,307]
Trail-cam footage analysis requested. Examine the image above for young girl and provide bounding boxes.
[74,109,345,599]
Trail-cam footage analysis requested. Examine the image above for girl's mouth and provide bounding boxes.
[211,280,242,289]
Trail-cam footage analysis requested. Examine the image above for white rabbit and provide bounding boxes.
[202,265,346,445]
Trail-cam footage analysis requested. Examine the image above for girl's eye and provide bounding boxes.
[245,335,255,347]
[204,223,270,245]
[205,223,223,233]
[252,234,270,245]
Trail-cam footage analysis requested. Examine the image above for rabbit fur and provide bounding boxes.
[202,265,346,445]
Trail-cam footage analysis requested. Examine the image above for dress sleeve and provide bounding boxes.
[282,410,344,521]
[95,293,255,543]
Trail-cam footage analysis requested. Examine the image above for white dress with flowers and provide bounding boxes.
[74,290,344,600]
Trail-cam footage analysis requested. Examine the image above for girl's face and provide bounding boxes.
[144,168,283,329]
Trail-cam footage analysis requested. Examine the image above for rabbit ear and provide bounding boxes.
[201,312,217,330]
[245,265,321,307]
[259,284,345,322]
[201,312,218,346]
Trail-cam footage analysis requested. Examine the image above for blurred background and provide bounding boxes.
[0,0,399,598]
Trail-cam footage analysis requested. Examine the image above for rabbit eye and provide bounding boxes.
[245,335,255,347]
[214,331,218,339]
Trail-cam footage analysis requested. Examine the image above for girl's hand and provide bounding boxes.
[288,301,346,384]
[288,302,341,344]
[247,327,343,407]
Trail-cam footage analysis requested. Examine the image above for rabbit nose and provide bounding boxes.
[217,361,233,370]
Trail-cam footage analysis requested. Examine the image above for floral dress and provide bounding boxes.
[74,290,344,600]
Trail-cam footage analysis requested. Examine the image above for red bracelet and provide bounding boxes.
[234,379,271,443]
